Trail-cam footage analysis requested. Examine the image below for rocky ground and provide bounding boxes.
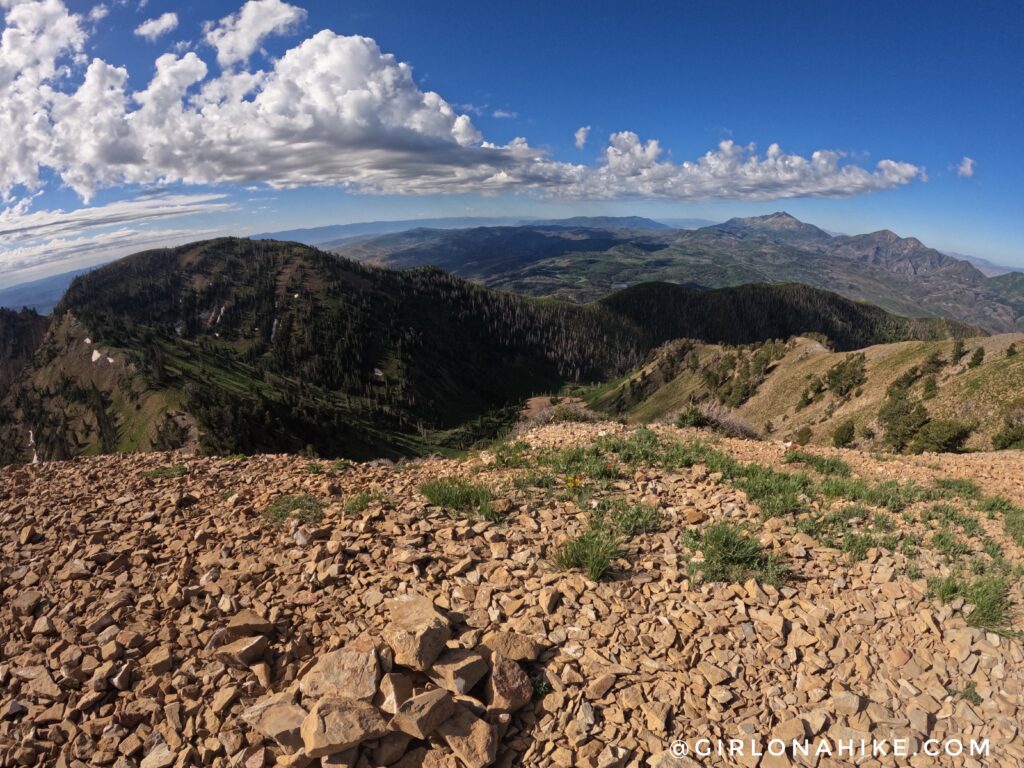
[2,422,1023,768]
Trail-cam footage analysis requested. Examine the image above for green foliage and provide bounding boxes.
[493,440,532,468]
[554,522,622,581]
[816,476,936,512]
[921,374,938,400]
[948,682,983,706]
[832,418,856,448]
[688,523,788,586]
[343,490,379,515]
[513,470,556,490]
[933,478,981,500]
[977,496,1024,547]
[952,338,966,361]
[922,504,983,537]
[554,493,663,581]
[140,464,187,479]
[878,389,929,452]
[599,428,662,466]
[263,494,324,526]
[661,440,810,517]
[968,347,985,368]
[930,529,970,561]
[907,419,972,454]
[992,404,1024,450]
[825,353,867,397]
[420,478,496,519]
[547,404,599,423]
[992,423,1024,450]
[784,449,851,476]
[531,676,553,696]
[542,445,620,482]
[793,425,813,446]
[922,351,947,375]
[606,501,663,536]
[929,574,1010,631]
[306,462,325,474]
[676,404,709,428]
[797,505,914,562]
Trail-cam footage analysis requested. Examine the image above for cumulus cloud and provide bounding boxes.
[492,109,516,119]
[957,156,975,178]
[204,0,306,67]
[0,0,925,215]
[88,4,108,22]
[574,125,590,150]
[134,12,177,41]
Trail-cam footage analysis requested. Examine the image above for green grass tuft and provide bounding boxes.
[343,490,379,515]
[493,440,532,468]
[263,494,324,526]
[607,501,662,536]
[929,574,1011,631]
[933,477,981,500]
[554,525,622,581]
[783,450,851,477]
[141,464,187,479]
[689,523,788,586]
[420,478,497,519]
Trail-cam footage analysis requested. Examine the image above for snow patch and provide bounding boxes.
[84,338,92,345]
[91,350,102,362]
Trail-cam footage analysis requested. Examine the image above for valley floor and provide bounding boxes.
[1,423,1022,767]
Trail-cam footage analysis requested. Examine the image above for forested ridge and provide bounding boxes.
[0,238,977,462]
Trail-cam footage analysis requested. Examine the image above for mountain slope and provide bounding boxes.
[0,308,48,390]
[586,332,1024,452]
[0,238,970,464]
[333,213,1024,332]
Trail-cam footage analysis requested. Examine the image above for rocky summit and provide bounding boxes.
[1,421,1022,767]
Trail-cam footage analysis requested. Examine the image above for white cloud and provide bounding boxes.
[0,0,925,214]
[553,135,924,201]
[957,156,975,178]
[1,226,221,284]
[0,193,233,242]
[492,109,517,119]
[134,11,177,41]
[0,193,234,283]
[204,0,305,67]
[88,4,108,22]
[574,125,590,150]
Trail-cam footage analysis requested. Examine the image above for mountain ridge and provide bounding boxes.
[0,237,974,465]
[333,213,1024,332]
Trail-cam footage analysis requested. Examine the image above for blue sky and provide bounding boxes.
[1,0,1021,285]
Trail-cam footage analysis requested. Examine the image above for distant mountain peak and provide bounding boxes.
[750,211,803,226]
[716,212,833,242]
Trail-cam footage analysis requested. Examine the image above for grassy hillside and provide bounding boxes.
[587,333,1024,453]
